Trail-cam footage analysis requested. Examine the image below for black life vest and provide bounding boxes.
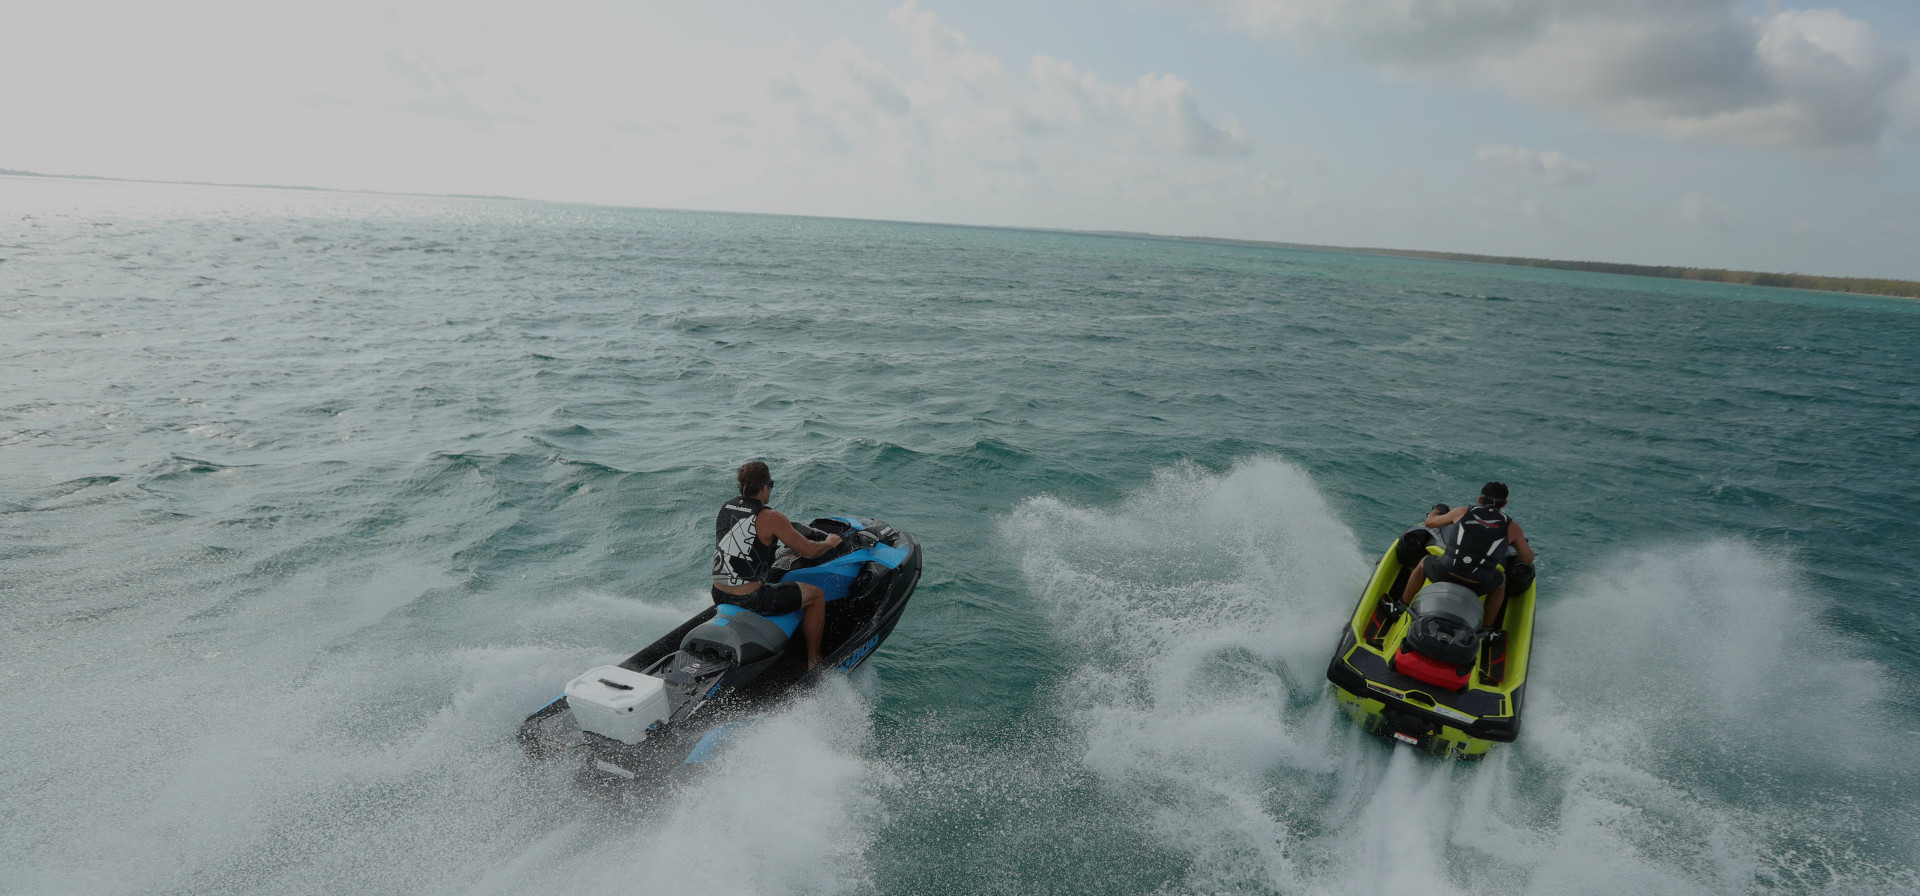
[712,496,775,587]
[1445,505,1512,578]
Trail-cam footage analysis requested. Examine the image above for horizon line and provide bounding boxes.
[5,167,1915,300]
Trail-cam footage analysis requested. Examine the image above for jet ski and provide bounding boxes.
[518,515,921,786]
[1325,521,1536,759]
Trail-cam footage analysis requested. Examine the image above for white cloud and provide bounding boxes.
[1890,41,1920,139]
[1680,191,1744,232]
[6,1,1907,277]
[0,0,1254,221]
[1477,145,1595,186]
[1029,58,1252,156]
[888,0,1005,100]
[1188,1,1913,152]
[1189,0,1566,65]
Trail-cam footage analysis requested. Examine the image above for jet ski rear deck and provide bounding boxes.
[518,516,921,786]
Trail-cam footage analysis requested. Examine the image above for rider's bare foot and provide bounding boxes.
[807,655,821,670]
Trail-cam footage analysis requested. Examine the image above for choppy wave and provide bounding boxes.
[1010,462,1918,894]
[9,596,889,896]
[6,179,1919,895]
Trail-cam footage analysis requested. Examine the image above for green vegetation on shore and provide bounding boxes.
[1153,233,1920,300]
[1348,247,1920,300]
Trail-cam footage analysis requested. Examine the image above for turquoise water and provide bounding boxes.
[4,176,1917,895]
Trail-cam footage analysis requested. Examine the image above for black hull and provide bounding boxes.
[518,524,921,787]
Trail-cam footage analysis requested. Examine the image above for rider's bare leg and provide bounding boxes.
[1400,556,1429,608]
[1482,575,1507,629]
[799,584,825,669]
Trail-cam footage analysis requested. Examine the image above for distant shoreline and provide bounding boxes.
[7,167,1916,300]
[0,168,521,203]
[1128,233,1920,301]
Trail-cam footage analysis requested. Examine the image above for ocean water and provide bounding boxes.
[3,175,1917,895]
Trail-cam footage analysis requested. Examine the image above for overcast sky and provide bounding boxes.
[5,0,1917,278]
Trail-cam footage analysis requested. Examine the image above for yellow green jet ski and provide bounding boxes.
[1325,525,1536,759]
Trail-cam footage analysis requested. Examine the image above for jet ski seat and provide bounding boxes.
[1383,581,1483,692]
[681,605,800,666]
[1403,582,1482,666]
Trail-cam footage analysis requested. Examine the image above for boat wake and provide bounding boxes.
[1009,458,1918,894]
[5,574,891,896]
[477,678,891,896]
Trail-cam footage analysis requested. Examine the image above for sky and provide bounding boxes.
[3,0,1918,279]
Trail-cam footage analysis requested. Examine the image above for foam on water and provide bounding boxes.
[1007,457,1364,893]
[471,680,891,896]
[9,179,1920,894]
[5,569,886,896]
[1009,460,1918,895]
[1511,541,1918,895]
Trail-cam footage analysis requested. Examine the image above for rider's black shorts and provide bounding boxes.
[1423,554,1503,596]
[711,581,805,616]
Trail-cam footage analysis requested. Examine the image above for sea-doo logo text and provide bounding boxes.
[838,636,879,672]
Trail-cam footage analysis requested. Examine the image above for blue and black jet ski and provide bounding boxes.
[517,516,921,786]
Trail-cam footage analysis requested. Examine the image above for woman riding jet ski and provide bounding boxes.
[517,515,921,786]
[1325,500,1537,759]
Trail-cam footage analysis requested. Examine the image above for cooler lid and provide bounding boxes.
[564,664,665,708]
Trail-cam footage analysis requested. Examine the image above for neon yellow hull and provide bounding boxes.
[1325,536,1536,759]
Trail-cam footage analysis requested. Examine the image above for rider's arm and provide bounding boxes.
[1424,505,1468,528]
[760,509,842,558]
[1510,522,1535,563]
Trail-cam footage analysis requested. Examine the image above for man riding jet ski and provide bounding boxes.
[1400,482,1534,630]
[713,461,841,669]
[517,464,922,787]
[1325,484,1538,758]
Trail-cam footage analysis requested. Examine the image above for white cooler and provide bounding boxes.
[565,665,671,745]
